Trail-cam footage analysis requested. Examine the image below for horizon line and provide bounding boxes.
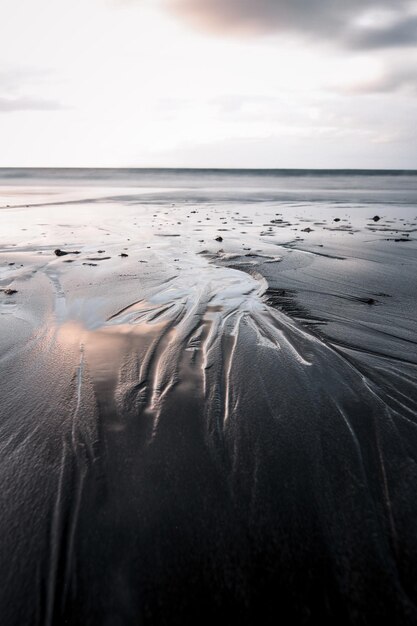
[0,166,417,173]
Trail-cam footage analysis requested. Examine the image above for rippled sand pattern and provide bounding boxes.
[1,170,417,625]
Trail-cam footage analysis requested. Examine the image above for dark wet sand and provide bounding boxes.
[1,170,417,625]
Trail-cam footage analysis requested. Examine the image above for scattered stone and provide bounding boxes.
[215,236,223,242]
[83,262,97,267]
[372,216,381,222]
[333,218,340,222]
[301,227,314,233]
[120,253,129,257]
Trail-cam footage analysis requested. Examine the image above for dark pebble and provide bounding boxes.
[54,249,80,256]
[1,288,17,295]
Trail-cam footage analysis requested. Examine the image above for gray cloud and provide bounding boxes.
[0,67,66,113]
[0,96,66,113]
[0,68,50,91]
[166,0,417,49]
[349,15,417,49]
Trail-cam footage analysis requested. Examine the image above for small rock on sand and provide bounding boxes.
[54,249,80,257]
[1,288,18,295]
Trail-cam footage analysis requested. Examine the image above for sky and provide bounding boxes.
[0,0,416,168]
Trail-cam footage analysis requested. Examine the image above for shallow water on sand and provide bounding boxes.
[1,169,417,625]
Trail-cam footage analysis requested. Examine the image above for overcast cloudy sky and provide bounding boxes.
[0,0,416,168]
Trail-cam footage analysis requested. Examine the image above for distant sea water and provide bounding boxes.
[1,168,417,205]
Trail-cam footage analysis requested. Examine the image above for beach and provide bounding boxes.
[1,168,417,625]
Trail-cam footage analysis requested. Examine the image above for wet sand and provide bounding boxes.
[1,170,417,625]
